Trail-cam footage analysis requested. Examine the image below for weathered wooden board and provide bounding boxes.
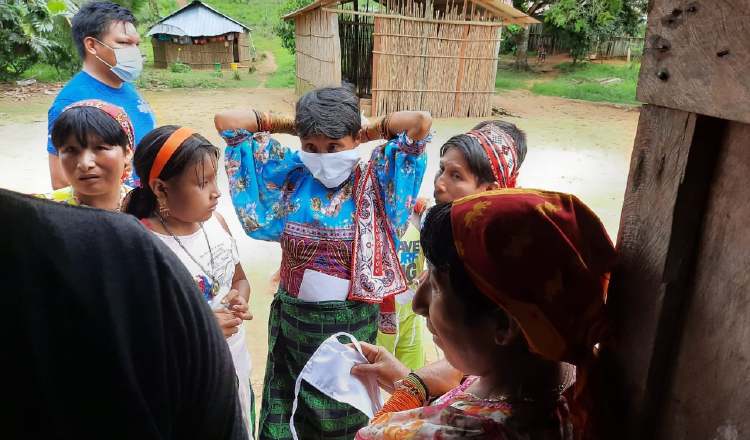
[658,121,750,440]
[637,0,750,123]
[609,104,704,437]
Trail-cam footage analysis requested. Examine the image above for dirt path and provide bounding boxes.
[253,51,278,87]
[0,87,638,420]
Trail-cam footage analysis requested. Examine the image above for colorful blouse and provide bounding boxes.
[37,185,132,209]
[221,129,428,299]
[357,376,573,440]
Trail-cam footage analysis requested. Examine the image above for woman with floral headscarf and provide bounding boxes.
[38,100,134,211]
[354,189,618,440]
[377,119,528,374]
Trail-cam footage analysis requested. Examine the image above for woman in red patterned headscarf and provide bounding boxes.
[354,189,618,440]
[38,100,134,211]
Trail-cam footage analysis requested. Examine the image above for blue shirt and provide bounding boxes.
[47,72,155,156]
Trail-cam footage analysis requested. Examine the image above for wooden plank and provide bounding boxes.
[371,16,382,115]
[608,105,724,439]
[659,121,750,439]
[637,0,750,123]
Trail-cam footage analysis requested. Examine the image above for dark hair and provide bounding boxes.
[124,126,219,219]
[51,106,130,151]
[295,85,360,139]
[439,120,528,185]
[72,1,136,59]
[421,202,503,324]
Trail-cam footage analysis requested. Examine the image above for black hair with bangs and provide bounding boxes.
[51,106,130,151]
[124,126,219,219]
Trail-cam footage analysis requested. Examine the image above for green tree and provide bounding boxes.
[0,0,61,80]
[274,0,312,54]
[546,0,622,63]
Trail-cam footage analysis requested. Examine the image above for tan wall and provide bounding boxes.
[152,32,252,69]
[294,9,342,94]
[371,16,501,117]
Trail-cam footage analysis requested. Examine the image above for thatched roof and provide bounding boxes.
[147,1,250,37]
[283,0,538,24]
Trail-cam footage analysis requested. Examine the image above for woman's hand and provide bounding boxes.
[351,342,410,393]
[214,309,242,338]
[223,289,252,321]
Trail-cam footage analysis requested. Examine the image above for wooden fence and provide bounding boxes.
[527,23,644,60]
[368,0,502,117]
[339,14,374,97]
[294,8,342,94]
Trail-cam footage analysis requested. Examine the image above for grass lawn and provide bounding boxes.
[494,68,537,90]
[494,61,640,105]
[531,62,640,105]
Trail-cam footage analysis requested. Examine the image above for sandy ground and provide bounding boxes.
[0,87,639,417]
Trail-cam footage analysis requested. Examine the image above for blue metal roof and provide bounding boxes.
[147,1,251,37]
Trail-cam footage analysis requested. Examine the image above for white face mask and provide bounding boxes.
[290,332,383,440]
[93,39,144,82]
[299,149,360,188]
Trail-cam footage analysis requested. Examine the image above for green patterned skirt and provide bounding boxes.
[258,290,379,440]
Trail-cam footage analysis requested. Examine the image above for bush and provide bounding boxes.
[169,62,191,73]
[274,0,313,54]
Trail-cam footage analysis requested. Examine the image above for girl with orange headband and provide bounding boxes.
[124,126,256,439]
[354,190,618,440]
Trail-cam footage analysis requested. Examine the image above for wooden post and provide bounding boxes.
[611,0,750,438]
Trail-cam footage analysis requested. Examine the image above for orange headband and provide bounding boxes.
[147,127,196,185]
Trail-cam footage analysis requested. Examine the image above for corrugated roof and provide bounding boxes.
[283,0,538,24]
[147,1,250,37]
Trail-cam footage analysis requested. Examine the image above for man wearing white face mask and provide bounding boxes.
[215,86,432,440]
[47,1,156,190]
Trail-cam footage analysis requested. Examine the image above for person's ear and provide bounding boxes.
[150,178,169,203]
[483,181,500,192]
[493,312,522,347]
[84,36,99,56]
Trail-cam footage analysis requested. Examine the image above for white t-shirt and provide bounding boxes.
[151,214,253,436]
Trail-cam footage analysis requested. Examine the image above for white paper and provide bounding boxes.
[297,269,350,302]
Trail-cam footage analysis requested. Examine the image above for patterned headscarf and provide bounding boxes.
[63,100,135,150]
[466,123,520,188]
[450,189,616,364]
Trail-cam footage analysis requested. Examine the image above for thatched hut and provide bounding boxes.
[147,1,252,69]
[283,0,537,117]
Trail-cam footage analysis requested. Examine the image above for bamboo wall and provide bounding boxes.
[294,9,342,94]
[368,1,502,117]
[152,31,251,69]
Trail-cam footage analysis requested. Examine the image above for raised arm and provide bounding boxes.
[367,111,432,241]
[214,108,296,135]
[215,108,301,242]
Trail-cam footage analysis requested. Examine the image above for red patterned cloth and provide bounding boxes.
[450,189,616,364]
[450,189,616,439]
[467,123,520,188]
[63,100,135,149]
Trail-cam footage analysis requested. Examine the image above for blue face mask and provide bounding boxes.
[93,39,144,83]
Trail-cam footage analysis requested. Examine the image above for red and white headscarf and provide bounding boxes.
[466,123,520,188]
[62,100,135,150]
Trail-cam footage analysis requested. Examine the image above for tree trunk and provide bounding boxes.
[515,25,530,70]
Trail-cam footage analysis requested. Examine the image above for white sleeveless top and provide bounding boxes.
[150,215,253,426]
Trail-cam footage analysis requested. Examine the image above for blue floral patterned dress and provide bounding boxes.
[221,128,428,440]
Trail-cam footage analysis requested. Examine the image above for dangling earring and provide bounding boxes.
[158,198,170,218]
